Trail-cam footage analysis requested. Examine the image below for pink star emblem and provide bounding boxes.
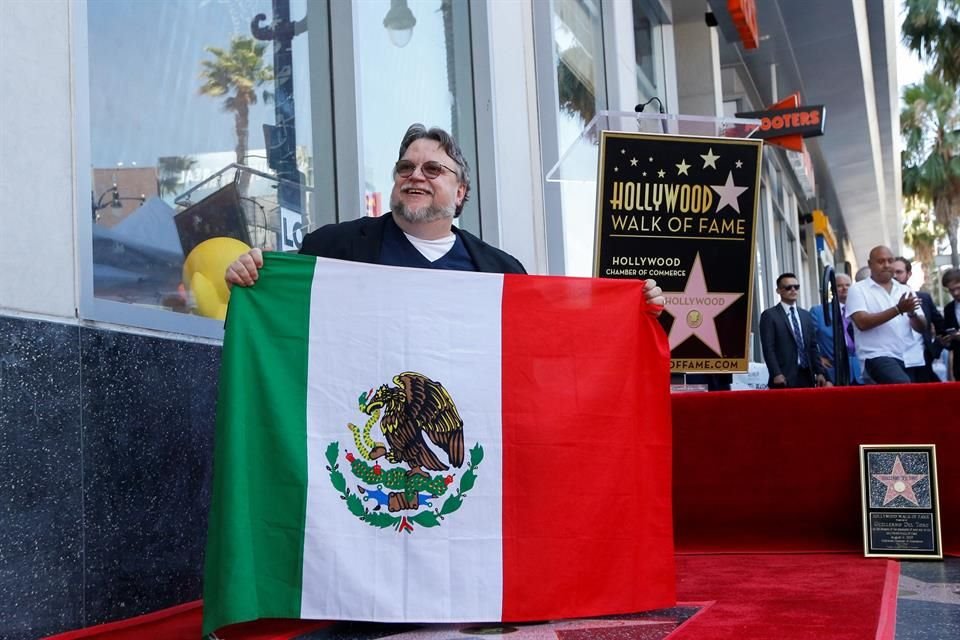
[873,456,926,506]
[664,253,743,355]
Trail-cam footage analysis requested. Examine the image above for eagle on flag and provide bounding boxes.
[359,372,465,478]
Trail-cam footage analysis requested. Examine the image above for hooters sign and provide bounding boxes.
[736,93,826,152]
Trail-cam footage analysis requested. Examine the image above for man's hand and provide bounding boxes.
[820,355,833,369]
[643,279,665,317]
[896,292,921,314]
[815,373,832,388]
[772,374,787,387]
[225,248,264,288]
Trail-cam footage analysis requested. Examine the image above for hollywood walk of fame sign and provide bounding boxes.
[859,445,942,559]
[593,131,763,372]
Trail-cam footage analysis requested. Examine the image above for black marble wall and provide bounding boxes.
[0,315,220,639]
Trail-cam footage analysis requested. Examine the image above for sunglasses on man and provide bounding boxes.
[780,284,801,291]
[394,159,459,180]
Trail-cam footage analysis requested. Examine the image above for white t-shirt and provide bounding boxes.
[403,231,456,262]
[845,277,923,361]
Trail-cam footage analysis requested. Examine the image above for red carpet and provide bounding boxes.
[44,554,898,640]
[43,602,331,640]
[672,383,960,555]
[670,553,897,640]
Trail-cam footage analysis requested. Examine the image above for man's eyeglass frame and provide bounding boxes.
[394,160,460,180]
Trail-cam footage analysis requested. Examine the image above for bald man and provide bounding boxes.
[845,246,926,384]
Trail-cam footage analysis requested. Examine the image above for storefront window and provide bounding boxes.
[354,0,479,234]
[632,0,663,101]
[553,0,606,276]
[540,0,666,276]
[83,0,324,334]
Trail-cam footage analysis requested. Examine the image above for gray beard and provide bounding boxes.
[392,199,456,224]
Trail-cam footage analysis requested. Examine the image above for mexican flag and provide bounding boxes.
[203,253,674,636]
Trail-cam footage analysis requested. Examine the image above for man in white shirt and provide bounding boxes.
[845,246,926,384]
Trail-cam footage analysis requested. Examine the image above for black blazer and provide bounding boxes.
[944,300,960,380]
[299,213,527,275]
[759,304,823,388]
[917,290,945,363]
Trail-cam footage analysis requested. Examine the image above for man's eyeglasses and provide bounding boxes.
[780,284,801,291]
[394,159,459,180]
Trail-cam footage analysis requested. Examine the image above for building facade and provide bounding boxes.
[0,1,900,637]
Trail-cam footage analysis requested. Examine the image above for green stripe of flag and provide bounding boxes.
[203,252,316,636]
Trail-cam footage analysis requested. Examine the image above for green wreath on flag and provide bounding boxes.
[325,441,483,534]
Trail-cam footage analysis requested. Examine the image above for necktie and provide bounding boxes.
[790,307,808,367]
[841,305,855,350]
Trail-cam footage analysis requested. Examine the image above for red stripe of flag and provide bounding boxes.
[500,274,675,620]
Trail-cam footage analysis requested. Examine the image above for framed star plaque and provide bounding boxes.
[859,445,942,559]
[593,131,764,373]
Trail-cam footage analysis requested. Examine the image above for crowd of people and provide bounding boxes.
[760,245,960,388]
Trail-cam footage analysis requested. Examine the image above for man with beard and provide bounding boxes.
[226,124,665,308]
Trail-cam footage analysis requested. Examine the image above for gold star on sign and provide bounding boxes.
[676,159,691,175]
[657,169,666,179]
[735,159,743,169]
[700,148,720,169]
[630,157,638,166]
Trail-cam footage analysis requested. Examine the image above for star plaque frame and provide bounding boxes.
[859,444,942,559]
[593,131,764,372]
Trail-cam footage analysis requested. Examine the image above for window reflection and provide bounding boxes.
[354,0,478,233]
[553,0,605,276]
[86,0,317,320]
[546,0,665,276]
[632,0,661,100]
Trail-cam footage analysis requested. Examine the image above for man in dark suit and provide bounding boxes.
[760,273,829,388]
[892,257,944,382]
[940,268,960,382]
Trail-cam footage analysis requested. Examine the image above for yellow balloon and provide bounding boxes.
[182,237,251,320]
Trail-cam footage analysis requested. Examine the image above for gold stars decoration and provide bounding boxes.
[700,148,720,169]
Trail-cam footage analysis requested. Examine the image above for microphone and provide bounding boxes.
[635,97,665,113]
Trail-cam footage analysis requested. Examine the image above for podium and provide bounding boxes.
[546,110,761,186]
[547,110,766,375]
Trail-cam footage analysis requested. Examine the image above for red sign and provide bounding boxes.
[728,0,759,49]
[736,93,826,152]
